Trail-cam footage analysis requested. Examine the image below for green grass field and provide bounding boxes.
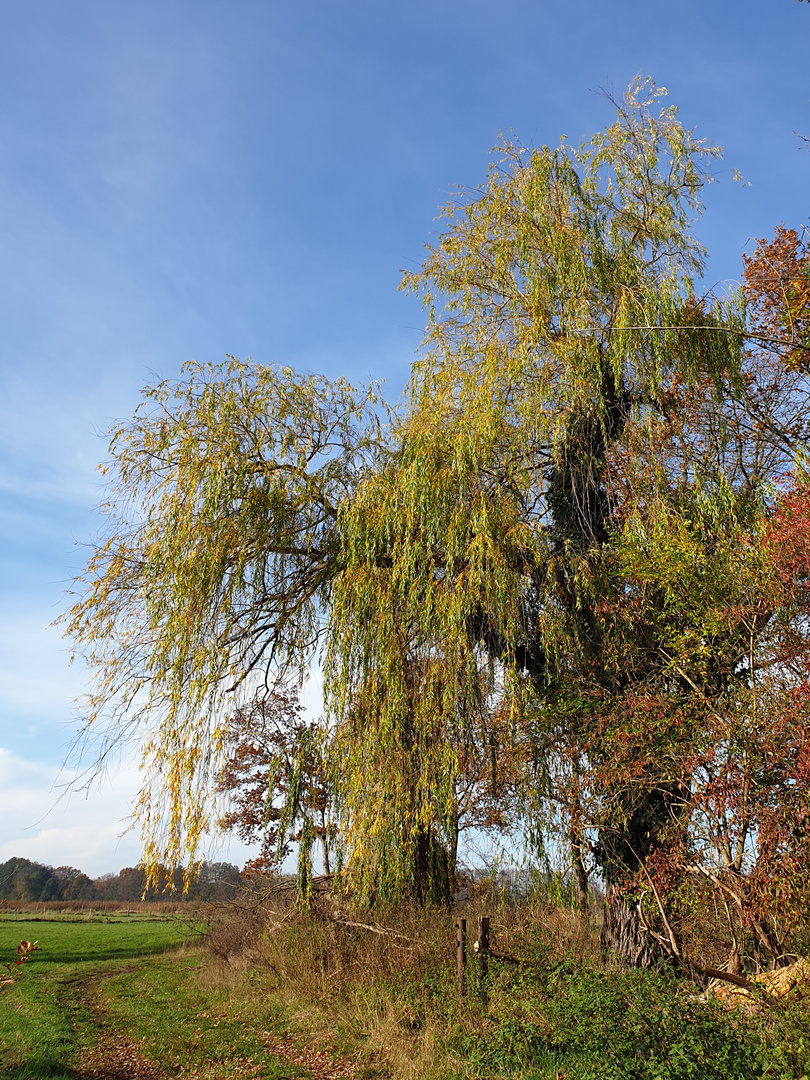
[6,909,810,1080]
[0,918,300,1079]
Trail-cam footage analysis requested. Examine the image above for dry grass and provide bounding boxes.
[0,899,187,916]
[200,888,602,1079]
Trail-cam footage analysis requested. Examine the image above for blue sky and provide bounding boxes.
[1,0,808,876]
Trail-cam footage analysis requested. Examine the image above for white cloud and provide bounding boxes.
[0,746,141,876]
[0,745,260,878]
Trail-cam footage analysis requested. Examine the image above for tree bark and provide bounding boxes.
[600,886,659,968]
[571,833,590,916]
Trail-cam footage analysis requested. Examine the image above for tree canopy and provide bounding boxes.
[65,79,810,964]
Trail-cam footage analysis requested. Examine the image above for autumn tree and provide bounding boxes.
[326,95,809,956]
[576,467,810,974]
[64,79,810,968]
[64,363,386,877]
[325,78,750,942]
[216,681,333,895]
[558,223,810,970]
[65,78,739,898]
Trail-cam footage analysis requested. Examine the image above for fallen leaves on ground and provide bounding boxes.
[69,969,371,1079]
[261,1032,369,1079]
[77,1029,168,1080]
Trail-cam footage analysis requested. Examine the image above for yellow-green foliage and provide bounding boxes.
[324,78,744,895]
[64,359,384,878]
[65,79,757,894]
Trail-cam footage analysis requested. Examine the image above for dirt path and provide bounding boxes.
[76,1026,169,1080]
[67,968,170,1080]
[65,967,368,1080]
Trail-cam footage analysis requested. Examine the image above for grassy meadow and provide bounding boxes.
[3,901,810,1079]
[0,913,298,1079]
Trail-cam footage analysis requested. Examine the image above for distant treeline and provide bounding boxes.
[0,857,240,902]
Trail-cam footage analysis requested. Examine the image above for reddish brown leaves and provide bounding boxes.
[743,226,810,368]
[0,939,40,991]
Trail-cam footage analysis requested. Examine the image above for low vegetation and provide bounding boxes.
[200,887,810,1080]
[2,887,809,1077]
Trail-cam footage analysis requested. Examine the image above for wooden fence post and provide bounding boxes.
[477,915,490,1007]
[455,918,467,1000]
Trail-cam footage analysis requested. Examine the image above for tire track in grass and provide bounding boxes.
[66,969,169,1080]
[62,956,371,1079]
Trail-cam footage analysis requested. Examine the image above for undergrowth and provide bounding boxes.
[203,895,810,1080]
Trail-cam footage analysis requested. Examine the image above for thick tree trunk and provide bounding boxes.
[595,781,688,967]
[600,886,659,968]
[573,849,590,916]
[412,828,452,908]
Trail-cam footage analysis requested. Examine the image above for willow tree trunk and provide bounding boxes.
[600,887,658,968]
[412,827,452,909]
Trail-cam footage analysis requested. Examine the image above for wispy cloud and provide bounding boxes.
[0,745,141,875]
[0,745,257,877]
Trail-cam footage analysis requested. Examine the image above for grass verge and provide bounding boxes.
[202,899,810,1080]
[0,918,299,1079]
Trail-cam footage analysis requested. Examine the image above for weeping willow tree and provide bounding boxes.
[325,78,748,930]
[67,80,766,947]
[64,360,386,873]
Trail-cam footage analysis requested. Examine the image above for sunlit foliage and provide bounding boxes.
[65,79,810,962]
